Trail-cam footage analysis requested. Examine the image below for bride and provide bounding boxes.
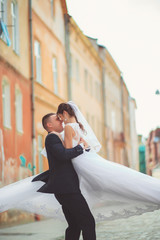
[0,101,160,221]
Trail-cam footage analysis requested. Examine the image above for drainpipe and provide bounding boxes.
[64,14,72,100]
[29,0,36,175]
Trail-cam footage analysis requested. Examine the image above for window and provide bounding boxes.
[94,81,96,98]
[86,112,90,123]
[52,57,58,94]
[38,135,43,173]
[34,40,42,83]
[0,0,7,22]
[75,59,80,82]
[99,83,102,102]
[70,53,73,77]
[92,115,95,130]
[0,0,7,42]
[95,81,99,99]
[97,118,99,139]
[90,75,93,96]
[2,80,11,128]
[84,69,88,91]
[0,0,4,20]
[11,1,19,53]
[111,111,116,131]
[95,82,101,102]
[15,87,23,133]
[50,0,55,17]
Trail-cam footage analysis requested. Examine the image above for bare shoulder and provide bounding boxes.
[64,124,74,132]
[64,125,75,136]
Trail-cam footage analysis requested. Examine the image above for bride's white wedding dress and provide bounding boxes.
[0,122,160,222]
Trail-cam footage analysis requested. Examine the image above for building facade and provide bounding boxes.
[68,17,106,157]
[105,50,124,163]
[146,128,160,178]
[98,46,126,164]
[31,0,68,173]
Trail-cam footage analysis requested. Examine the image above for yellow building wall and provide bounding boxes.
[105,56,122,134]
[123,83,131,167]
[69,18,106,157]
[104,51,123,162]
[32,0,68,173]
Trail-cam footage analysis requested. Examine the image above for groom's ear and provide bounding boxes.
[47,122,53,128]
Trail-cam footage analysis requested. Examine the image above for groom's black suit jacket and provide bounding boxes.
[32,133,83,194]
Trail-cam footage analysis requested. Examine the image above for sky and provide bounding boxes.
[66,0,160,138]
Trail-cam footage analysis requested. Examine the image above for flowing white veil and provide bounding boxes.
[67,101,101,153]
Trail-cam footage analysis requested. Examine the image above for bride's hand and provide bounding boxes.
[79,137,89,149]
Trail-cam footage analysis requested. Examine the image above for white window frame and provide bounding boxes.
[0,0,7,23]
[75,59,80,82]
[15,87,23,133]
[2,79,11,128]
[38,135,43,173]
[84,69,88,91]
[11,1,19,54]
[34,40,42,83]
[52,57,58,94]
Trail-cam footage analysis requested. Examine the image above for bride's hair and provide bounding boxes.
[57,103,85,133]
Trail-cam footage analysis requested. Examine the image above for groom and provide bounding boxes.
[32,113,96,240]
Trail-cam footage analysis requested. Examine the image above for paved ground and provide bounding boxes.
[0,209,160,240]
[96,209,160,240]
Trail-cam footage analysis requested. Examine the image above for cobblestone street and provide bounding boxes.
[96,209,160,240]
[0,209,160,240]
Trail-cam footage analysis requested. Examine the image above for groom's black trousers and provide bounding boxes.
[55,193,96,240]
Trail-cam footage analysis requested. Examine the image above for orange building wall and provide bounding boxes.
[0,59,32,185]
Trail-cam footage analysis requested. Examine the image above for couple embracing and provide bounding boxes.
[33,102,97,240]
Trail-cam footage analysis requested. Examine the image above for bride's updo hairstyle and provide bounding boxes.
[57,103,85,133]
